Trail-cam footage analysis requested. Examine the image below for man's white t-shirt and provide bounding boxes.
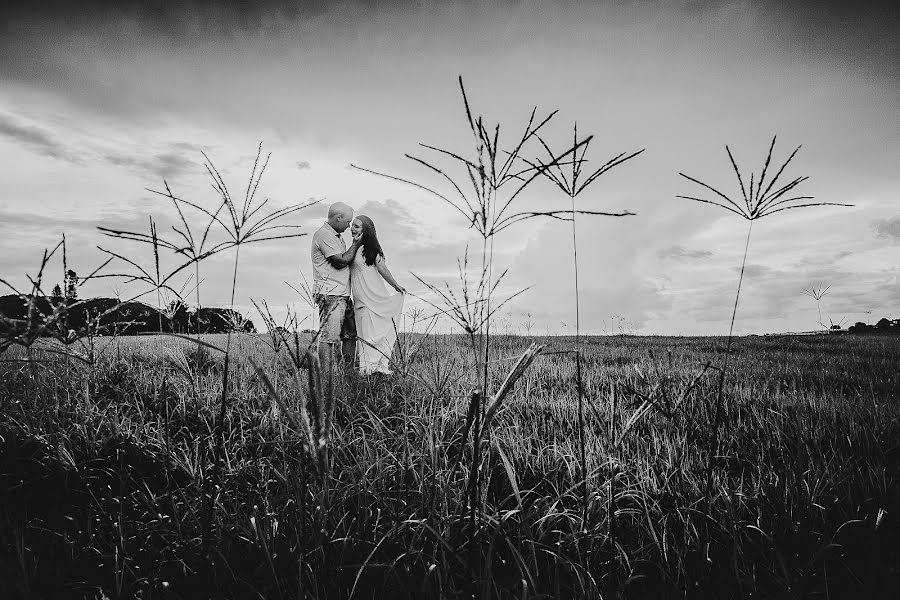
[311,222,350,297]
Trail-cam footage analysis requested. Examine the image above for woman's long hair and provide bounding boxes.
[355,215,384,266]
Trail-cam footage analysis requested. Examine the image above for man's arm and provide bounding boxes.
[325,239,361,269]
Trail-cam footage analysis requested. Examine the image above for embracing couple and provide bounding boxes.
[311,202,406,383]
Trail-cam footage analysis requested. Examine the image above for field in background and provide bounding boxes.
[2,332,898,598]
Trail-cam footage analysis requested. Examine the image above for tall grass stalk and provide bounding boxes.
[677,135,850,491]
[352,77,608,515]
[802,282,831,330]
[525,121,643,524]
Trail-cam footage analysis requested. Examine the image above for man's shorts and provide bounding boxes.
[314,294,357,343]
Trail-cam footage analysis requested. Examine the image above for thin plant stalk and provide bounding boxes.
[575,349,587,525]
[353,77,609,519]
[527,122,643,525]
[678,135,850,492]
[571,190,589,527]
[706,218,753,493]
[205,243,242,549]
[802,283,831,330]
[608,381,618,594]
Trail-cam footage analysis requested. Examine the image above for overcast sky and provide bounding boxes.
[1,0,897,335]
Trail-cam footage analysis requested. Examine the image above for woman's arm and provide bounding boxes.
[375,256,405,294]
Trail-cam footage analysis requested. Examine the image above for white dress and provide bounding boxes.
[350,247,404,375]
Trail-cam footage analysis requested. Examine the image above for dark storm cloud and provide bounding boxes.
[0,1,321,38]
[769,0,898,43]
[0,0,429,44]
[3,0,892,28]
[0,114,83,164]
[743,0,898,82]
[0,0,332,87]
[1,0,896,130]
[1,0,895,72]
[673,0,899,83]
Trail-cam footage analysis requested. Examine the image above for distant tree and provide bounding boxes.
[522,311,535,337]
[65,270,78,300]
[51,283,63,298]
[847,318,899,335]
[165,299,192,333]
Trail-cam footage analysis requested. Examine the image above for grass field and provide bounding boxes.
[1,331,898,599]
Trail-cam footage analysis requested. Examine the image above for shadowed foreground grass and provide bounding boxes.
[1,333,898,599]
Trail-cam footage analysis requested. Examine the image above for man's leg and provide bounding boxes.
[342,338,357,369]
[341,297,358,372]
[316,296,344,415]
[317,341,334,409]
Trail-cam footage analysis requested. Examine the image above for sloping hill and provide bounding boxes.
[0,295,255,336]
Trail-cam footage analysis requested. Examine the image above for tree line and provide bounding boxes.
[847,317,900,334]
[0,294,256,337]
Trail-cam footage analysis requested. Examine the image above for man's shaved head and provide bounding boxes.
[328,202,352,220]
[327,202,354,233]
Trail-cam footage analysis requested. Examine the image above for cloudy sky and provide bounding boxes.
[1,0,897,335]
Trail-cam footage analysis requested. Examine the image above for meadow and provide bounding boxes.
[1,331,898,599]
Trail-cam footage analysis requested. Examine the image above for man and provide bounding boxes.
[311,202,361,398]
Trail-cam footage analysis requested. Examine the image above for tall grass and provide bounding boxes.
[2,332,898,598]
[93,142,320,549]
[677,136,852,492]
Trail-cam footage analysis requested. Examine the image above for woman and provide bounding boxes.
[349,215,405,375]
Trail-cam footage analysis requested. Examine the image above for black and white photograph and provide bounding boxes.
[1,1,898,598]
